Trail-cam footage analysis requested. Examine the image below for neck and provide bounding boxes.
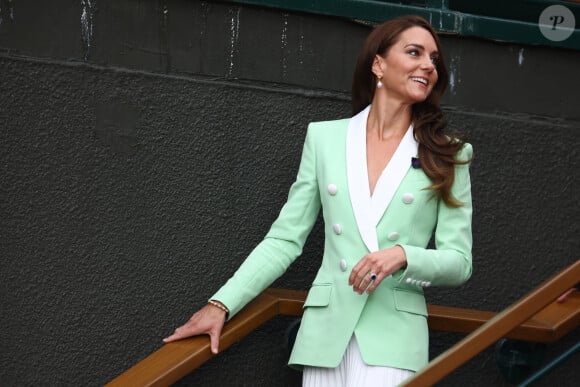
[366,96,412,142]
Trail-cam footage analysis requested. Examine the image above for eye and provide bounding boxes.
[407,49,420,56]
[430,56,440,66]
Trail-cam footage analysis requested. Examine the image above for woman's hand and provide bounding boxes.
[557,287,578,303]
[349,246,407,295]
[163,303,227,354]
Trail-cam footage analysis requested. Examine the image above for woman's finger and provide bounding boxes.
[349,254,374,286]
[354,270,377,294]
[208,325,224,354]
[349,261,366,286]
[557,288,577,303]
[163,323,197,343]
[365,272,383,294]
[355,273,367,294]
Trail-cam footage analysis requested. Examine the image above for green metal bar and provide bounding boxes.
[226,0,458,32]
[225,0,580,50]
[426,0,450,10]
[518,341,580,387]
[457,13,580,50]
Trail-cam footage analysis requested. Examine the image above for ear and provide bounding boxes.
[372,54,385,77]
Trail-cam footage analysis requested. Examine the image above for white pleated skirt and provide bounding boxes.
[302,336,414,387]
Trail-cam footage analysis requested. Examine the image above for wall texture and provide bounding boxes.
[0,1,578,386]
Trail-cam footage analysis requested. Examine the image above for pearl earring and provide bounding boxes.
[376,75,383,88]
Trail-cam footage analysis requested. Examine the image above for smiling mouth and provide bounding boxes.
[411,77,428,86]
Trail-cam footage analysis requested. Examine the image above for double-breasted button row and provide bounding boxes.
[328,183,347,273]
[387,193,414,243]
[328,183,343,236]
[405,277,431,287]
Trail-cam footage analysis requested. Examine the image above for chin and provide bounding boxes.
[409,95,429,104]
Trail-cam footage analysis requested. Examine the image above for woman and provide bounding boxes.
[164,15,473,386]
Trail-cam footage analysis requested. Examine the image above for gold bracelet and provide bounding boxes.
[208,299,229,314]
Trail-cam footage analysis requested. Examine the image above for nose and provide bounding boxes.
[421,57,435,72]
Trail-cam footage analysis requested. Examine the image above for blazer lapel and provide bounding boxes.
[346,105,419,253]
[369,124,418,227]
[346,105,378,253]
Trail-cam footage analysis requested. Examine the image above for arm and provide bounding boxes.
[395,143,473,287]
[212,125,321,317]
[163,125,322,346]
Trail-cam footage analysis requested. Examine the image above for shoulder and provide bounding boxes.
[307,117,351,134]
[456,142,473,163]
[305,117,351,145]
[302,118,350,154]
[441,136,473,163]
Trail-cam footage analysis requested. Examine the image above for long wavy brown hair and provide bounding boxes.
[352,15,469,207]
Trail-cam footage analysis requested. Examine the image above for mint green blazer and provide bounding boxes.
[212,105,473,372]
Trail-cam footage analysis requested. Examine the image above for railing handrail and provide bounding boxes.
[107,262,580,387]
[402,259,580,386]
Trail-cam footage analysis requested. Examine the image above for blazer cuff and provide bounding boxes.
[210,278,249,321]
[391,244,431,288]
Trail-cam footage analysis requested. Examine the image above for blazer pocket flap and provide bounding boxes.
[394,289,427,316]
[303,284,332,308]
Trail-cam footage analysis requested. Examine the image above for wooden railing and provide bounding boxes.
[402,259,580,386]
[107,261,580,387]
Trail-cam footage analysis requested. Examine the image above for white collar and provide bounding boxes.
[346,105,418,252]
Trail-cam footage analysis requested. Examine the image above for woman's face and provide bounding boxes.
[374,26,440,104]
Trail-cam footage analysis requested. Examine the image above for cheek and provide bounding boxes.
[432,70,439,84]
[429,73,439,92]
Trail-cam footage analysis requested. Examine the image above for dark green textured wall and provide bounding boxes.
[0,1,578,386]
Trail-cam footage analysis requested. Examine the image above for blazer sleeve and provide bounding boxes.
[393,143,474,287]
[211,125,321,318]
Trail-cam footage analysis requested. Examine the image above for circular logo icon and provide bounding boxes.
[539,5,575,42]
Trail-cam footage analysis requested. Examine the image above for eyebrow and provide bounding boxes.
[404,43,439,56]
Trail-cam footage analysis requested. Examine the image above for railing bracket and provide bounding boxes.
[495,338,546,384]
